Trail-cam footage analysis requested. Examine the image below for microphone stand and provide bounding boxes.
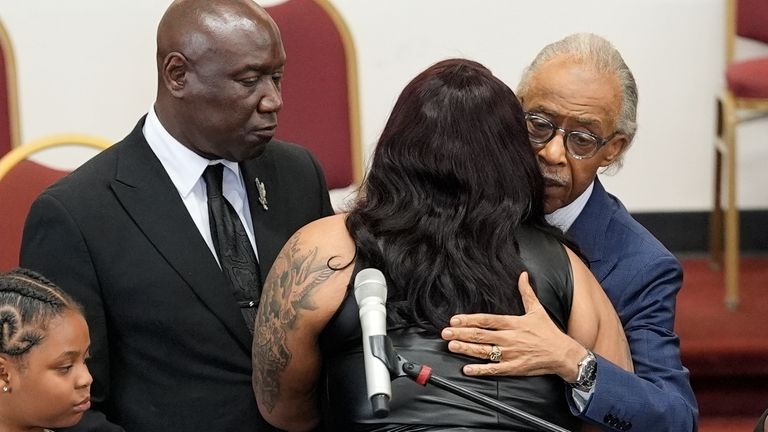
[369,335,572,432]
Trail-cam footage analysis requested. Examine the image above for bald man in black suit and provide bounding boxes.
[20,1,332,430]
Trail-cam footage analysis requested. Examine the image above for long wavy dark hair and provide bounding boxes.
[346,59,567,333]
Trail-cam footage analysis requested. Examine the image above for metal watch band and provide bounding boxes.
[571,350,597,392]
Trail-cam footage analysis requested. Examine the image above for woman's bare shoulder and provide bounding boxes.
[296,213,352,245]
[278,213,356,281]
[293,213,354,262]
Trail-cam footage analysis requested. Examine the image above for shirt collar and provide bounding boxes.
[143,107,242,197]
[545,180,594,232]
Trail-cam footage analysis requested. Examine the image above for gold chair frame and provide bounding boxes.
[0,134,111,270]
[710,0,768,309]
[0,17,21,152]
[0,133,111,181]
[316,0,363,185]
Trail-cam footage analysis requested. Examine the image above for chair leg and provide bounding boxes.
[722,93,739,310]
[709,98,724,268]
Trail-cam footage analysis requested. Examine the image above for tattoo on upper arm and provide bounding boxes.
[252,234,335,412]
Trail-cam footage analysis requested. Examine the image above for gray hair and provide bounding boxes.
[517,33,638,169]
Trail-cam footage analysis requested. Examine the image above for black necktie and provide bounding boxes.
[203,164,261,334]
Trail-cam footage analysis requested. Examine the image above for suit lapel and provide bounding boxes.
[241,149,284,282]
[567,178,615,280]
[109,120,252,352]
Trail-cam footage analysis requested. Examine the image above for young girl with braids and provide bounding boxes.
[0,268,92,432]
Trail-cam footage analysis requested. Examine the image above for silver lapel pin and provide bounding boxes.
[255,177,268,211]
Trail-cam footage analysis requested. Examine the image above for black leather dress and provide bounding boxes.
[318,226,579,431]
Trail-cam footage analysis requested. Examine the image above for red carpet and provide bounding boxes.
[699,416,762,432]
[676,256,768,430]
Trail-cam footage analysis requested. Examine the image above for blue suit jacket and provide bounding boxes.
[566,178,698,431]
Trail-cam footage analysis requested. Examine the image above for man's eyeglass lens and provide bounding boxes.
[525,113,604,159]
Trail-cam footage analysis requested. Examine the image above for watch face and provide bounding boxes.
[574,352,597,391]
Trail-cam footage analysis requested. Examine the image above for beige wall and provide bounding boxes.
[1,0,766,211]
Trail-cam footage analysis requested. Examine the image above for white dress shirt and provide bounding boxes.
[142,107,258,265]
[545,181,594,233]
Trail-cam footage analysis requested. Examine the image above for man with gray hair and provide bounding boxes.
[442,33,697,431]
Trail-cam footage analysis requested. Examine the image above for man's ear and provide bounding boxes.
[161,52,189,97]
[599,134,628,168]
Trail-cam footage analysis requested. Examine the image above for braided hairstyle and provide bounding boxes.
[0,268,81,358]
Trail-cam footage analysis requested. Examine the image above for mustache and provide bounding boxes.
[540,169,568,187]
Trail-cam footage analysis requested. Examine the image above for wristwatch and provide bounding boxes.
[571,350,597,392]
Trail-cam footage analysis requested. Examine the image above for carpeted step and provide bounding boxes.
[676,257,768,419]
[699,415,763,432]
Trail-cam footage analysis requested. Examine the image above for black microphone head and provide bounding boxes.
[371,394,390,418]
[354,268,387,306]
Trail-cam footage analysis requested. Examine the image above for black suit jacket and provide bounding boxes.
[20,118,334,431]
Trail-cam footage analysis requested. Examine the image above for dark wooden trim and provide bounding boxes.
[631,210,768,254]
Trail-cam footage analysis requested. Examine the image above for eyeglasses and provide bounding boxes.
[524,112,617,160]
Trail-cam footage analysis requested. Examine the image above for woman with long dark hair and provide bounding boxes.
[252,59,632,432]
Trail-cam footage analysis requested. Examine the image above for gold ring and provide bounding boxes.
[488,345,502,362]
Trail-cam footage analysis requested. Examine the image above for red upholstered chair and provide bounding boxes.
[0,135,111,271]
[265,0,362,196]
[710,0,768,309]
[0,17,21,158]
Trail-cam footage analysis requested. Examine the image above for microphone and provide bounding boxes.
[354,268,391,418]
